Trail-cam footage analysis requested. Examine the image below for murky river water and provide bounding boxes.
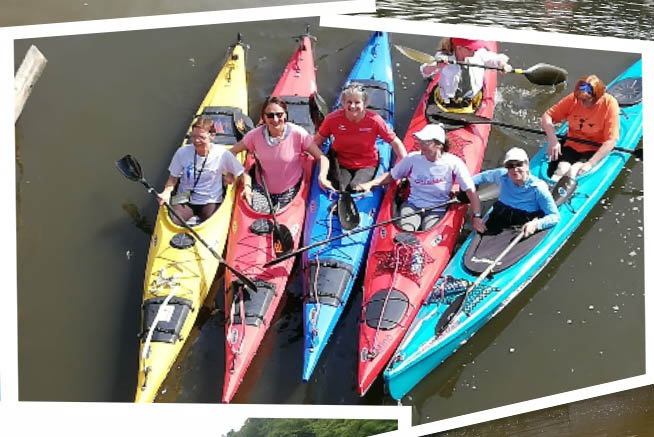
[9,2,648,435]
[372,0,654,41]
[1,0,334,27]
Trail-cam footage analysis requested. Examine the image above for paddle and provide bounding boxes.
[428,109,643,158]
[394,44,568,86]
[434,229,526,337]
[329,151,360,231]
[115,154,257,292]
[251,152,294,257]
[263,184,499,268]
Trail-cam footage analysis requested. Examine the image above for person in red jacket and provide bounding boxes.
[313,82,407,192]
[542,74,620,181]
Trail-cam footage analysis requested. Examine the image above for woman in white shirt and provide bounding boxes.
[420,37,512,112]
[357,123,484,233]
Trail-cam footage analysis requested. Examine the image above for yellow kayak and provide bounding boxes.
[134,36,248,403]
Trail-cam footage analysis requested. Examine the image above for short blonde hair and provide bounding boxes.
[340,82,368,106]
[191,117,217,134]
[438,37,453,55]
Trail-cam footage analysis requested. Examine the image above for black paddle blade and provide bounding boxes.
[116,155,143,181]
[522,63,568,86]
[435,292,465,337]
[273,224,295,257]
[552,175,578,207]
[338,192,360,230]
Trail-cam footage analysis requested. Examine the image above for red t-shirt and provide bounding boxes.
[318,109,396,169]
[546,93,620,153]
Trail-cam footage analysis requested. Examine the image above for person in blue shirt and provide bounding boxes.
[473,147,559,237]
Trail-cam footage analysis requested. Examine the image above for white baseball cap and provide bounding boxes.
[503,147,529,164]
[413,123,446,144]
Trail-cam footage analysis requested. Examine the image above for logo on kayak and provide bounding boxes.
[471,256,502,265]
[369,208,376,219]
[310,200,316,213]
[431,234,443,246]
[380,227,387,239]
[152,235,158,248]
[291,223,300,236]
[232,221,238,233]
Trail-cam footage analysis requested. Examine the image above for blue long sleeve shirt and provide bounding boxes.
[472,168,560,230]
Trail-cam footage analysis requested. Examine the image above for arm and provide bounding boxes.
[230,140,247,156]
[390,136,407,162]
[465,188,486,234]
[158,175,178,205]
[356,172,394,194]
[523,185,560,236]
[578,138,617,176]
[578,99,620,176]
[419,53,450,78]
[541,112,561,161]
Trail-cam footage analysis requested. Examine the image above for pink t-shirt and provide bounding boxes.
[318,109,396,169]
[241,122,313,193]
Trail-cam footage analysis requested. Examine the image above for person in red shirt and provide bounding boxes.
[314,82,407,192]
[541,74,620,181]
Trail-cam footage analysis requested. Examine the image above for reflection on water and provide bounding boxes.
[433,384,654,436]
[372,0,654,40]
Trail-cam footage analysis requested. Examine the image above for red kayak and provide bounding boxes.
[222,28,321,403]
[357,40,499,396]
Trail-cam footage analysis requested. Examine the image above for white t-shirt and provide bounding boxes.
[420,48,509,103]
[168,144,244,204]
[390,152,475,209]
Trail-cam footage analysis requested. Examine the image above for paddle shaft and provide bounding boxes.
[394,44,563,84]
[253,152,282,231]
[435,114,639,155]
[437,229,525,337]
[265,197,459,267]
[140,178,257,291]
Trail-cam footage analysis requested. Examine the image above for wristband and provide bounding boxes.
[473,213,482,218]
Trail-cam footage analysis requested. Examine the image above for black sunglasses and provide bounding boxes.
[265,112,285,119]
[504,161,525,170]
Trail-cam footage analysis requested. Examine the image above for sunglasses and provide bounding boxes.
[504,161,525,170]
[265,112,285,119]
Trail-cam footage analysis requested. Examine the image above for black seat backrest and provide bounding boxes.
[353,79,392,122]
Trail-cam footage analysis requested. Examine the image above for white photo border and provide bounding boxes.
[316,13,653,437]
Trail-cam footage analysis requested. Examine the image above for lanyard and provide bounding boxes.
[191,150,209,194]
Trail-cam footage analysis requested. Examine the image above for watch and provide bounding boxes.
[473,213,482,218]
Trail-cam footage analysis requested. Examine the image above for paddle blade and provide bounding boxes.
[273,224,295,258]
[435,292,465,337]
[338,192,359,231]
[521,63,568,86]
[116,155,143,181]
[394,44,436,64]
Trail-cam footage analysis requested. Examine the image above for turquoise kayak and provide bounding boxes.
[384,59,643,400]
[302,31,395,381]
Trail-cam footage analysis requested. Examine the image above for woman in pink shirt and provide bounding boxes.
[230,96,326,212]
[313,83,407,193]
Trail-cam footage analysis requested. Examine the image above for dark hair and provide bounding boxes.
[574,74,606,102]
[191,116,217,134]
[260,96,288,121]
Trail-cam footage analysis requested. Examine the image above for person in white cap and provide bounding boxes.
[472,147,559,236]
[357,123,484,233]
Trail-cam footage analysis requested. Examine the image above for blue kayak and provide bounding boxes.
[302,31,395,381]
[384,60,643,400]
